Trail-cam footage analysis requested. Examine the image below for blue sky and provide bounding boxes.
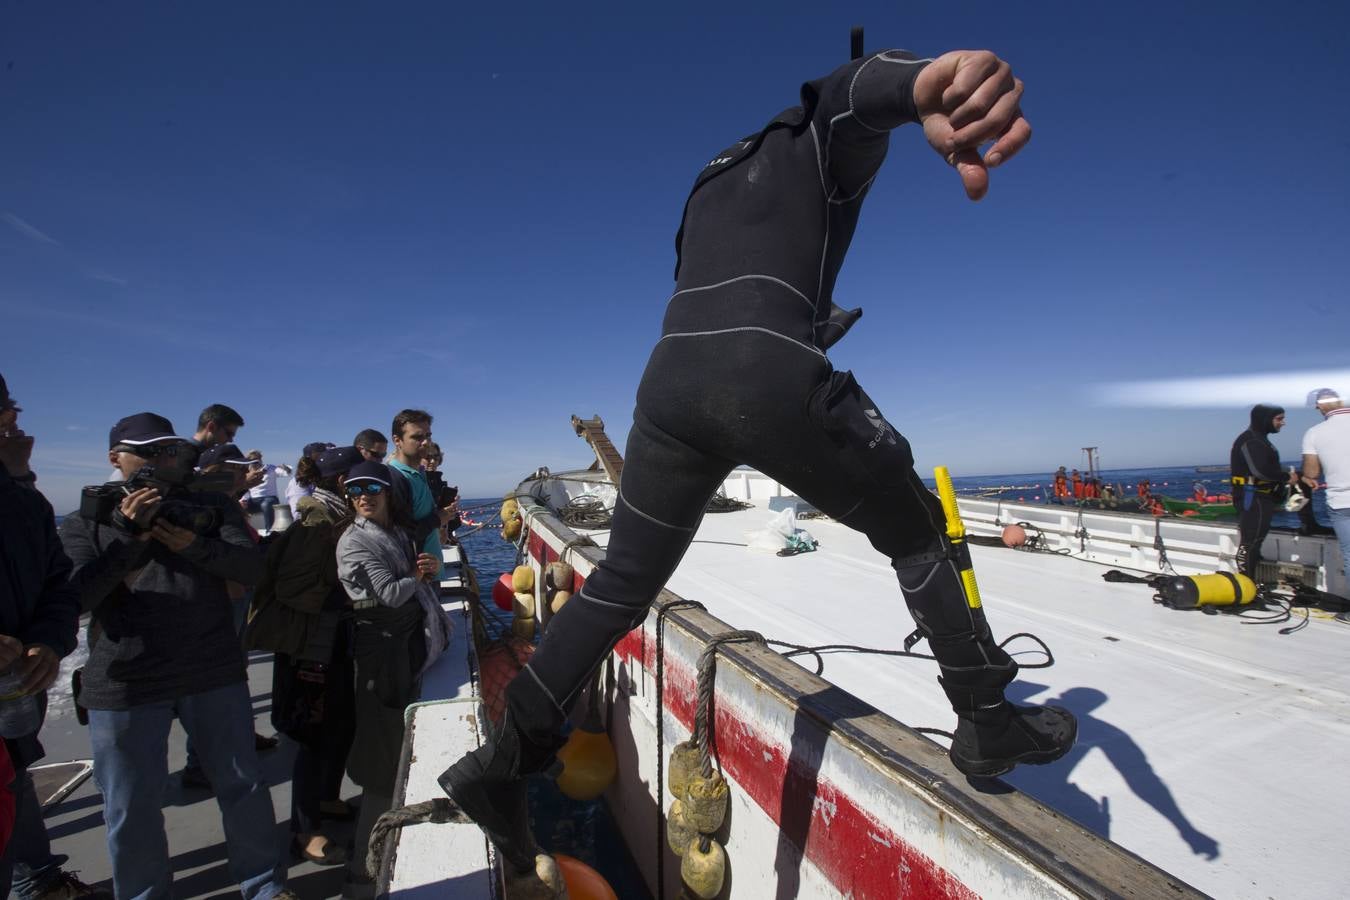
[4,1,1348,510]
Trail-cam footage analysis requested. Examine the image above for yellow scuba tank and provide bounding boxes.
[1156,572,1257,609]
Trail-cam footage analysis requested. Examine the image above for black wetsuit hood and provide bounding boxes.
[1249,404,1285,436]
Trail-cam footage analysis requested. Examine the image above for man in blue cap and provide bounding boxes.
[59,412,294,900]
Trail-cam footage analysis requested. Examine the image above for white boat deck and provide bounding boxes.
[573,504,1350,900]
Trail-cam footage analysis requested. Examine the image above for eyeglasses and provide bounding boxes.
[116,442,189,459]
[346,483,386,497]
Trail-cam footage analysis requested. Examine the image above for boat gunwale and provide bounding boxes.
[515,475,1207,900]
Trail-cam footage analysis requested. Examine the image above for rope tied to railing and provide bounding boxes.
[653,598,706,900]
[693,630,765,780]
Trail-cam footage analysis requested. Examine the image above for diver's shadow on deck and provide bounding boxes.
[1001,682,1220,861]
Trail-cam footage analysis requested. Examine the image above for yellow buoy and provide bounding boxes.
[511,616,536,640]
[502,515,522,541]
[552,853,618,900]
[513,591,536,619]
[512,564,535,593]
[556,725,618,801]
[680,837,726,899]
[667,741,701,801]
[665,799,697,857]
[550,590,571,615]
[546,561,575,592]
[684,771,729,834]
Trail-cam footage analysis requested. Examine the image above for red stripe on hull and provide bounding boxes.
[529,543,978,899]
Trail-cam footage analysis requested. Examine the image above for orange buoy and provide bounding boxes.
[1001,524,1028,547]
[552,854,618,900]
[491,572,514,611]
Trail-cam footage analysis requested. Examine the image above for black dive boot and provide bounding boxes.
[437,689,565,877]
[941,680,1078,778]
[895,544,1077,779]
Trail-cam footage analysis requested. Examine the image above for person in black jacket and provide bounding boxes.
[0,374,106,898]
[436,43,1077,880]
[58,412,291,900]
[1230,404,1299,577]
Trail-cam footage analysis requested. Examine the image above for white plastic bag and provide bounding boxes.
[745,507,816,555]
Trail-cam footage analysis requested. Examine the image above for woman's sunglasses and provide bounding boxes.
[346,483,386,497]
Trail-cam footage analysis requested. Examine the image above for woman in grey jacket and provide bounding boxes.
[334,461,452,885]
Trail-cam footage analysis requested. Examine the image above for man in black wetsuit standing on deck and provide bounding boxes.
[438,41,1078,878]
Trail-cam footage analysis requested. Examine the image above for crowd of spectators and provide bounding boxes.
[0,371,460,899]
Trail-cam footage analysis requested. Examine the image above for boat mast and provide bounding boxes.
[1082,446,1098,480]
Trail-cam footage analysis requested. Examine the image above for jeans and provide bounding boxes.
[1329,505,1350,585]
[89,681,286,900]
[0,768,64,899]
[245,496,278,531]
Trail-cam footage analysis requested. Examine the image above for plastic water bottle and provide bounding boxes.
[0,668,40,739]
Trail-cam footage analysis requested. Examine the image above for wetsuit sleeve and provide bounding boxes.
[804,50,932,197]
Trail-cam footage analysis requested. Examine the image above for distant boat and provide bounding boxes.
[1195,464,1229,473]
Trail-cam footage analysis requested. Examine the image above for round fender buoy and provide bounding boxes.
[681,838,727,899]
[553,854,618,900]
[491,573,514,611]
[1001,524,1028,548]
[556,726,618,801]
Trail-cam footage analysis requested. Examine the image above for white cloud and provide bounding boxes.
[1094,368,1350,408]
[1,212,61,246]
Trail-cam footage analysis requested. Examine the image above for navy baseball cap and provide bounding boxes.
[198,443,249,468]
[303,441,335,459]
[0,373,18,414]
[109,412,182,449]
[345,460,392,487]
[316,445,363,478]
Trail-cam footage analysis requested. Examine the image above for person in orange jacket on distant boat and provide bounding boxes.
[1052,466,1069,499]
[1071,469,1084,499]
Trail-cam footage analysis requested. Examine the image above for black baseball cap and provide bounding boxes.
[345,460,392,487]
[198,442,249,468]
[303,441,335,459]
[316,445,363,478]
[109,412,182,449]
[0,373,18,414]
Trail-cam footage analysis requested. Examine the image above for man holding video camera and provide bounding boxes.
[58,413,290,900]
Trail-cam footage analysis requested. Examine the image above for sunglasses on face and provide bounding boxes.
[117,442,189,460]
[346,483,386,497]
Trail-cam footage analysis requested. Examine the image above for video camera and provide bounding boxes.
[80,466,237,535]
[426,470,458,507]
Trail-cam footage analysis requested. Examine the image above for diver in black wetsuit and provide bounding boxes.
[1231,404,1298,577]
[438,43,1076,879]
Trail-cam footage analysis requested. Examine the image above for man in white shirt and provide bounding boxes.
[1301,388,1350,596]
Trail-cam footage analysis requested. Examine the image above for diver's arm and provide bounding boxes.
[1240,438,1285,483]
[809,51,931,198]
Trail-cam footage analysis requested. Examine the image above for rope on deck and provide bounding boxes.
[366,798,467,878]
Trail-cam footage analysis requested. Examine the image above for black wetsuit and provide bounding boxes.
[1230,404,1286,577]
[508,50,1020,744]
